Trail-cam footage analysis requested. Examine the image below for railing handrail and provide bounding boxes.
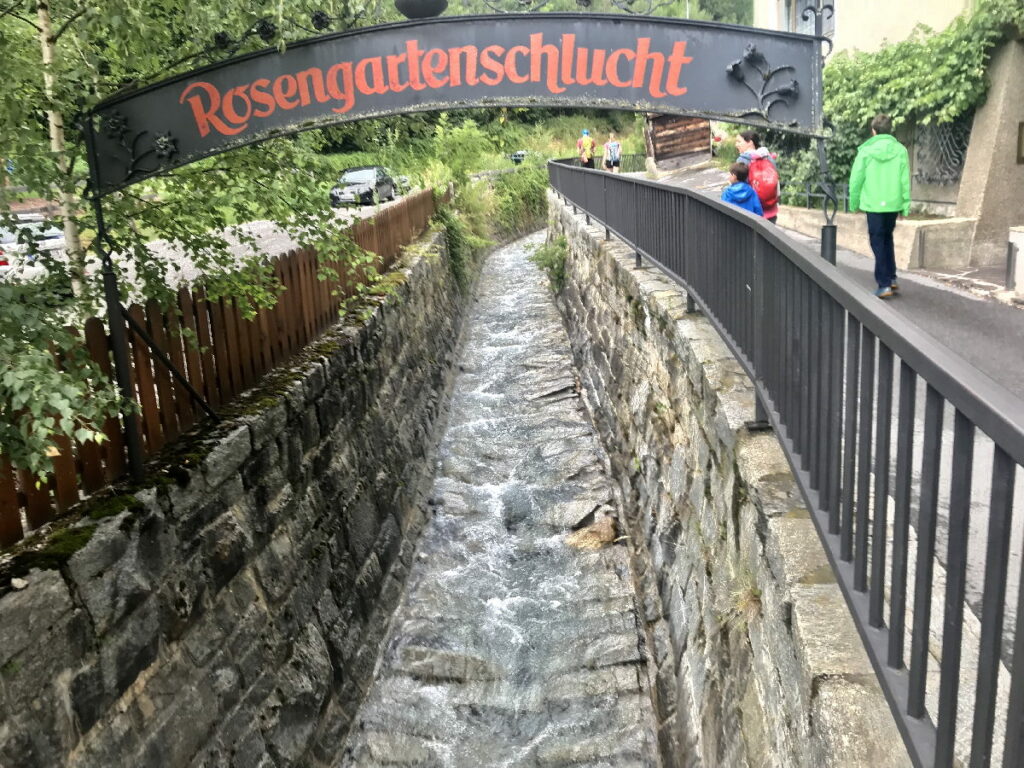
[549,158,1024,466]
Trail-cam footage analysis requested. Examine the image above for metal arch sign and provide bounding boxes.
[86,13,824,196]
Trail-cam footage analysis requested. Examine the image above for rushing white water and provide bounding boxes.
[336,232,659,767]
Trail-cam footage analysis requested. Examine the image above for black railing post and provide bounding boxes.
[815,137,839,264]
[683,194,699,314]
[746,232,771,431]
[604,174,610,240]
[1007,240,1018,291]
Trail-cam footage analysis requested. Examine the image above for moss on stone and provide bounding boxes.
[13,524,96,573]
[86,494,143,521]
[799,565,837,585]
[781,507,811,520]
[369,271,408,296]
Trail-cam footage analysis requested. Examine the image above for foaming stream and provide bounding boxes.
[336,232,659,767]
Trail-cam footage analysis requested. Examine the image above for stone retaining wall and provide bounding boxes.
[0,231,475,768]
[778,205,977,271]
[549,192,912,768]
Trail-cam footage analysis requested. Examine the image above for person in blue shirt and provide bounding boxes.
[721,162,764,216]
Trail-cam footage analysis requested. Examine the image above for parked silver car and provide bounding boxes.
[330,166,396,207]
[0,216,64,279]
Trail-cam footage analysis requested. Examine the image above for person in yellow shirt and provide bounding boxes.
[577,129,597,169]
[603,132,622,173]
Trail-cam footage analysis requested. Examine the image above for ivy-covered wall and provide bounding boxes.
[774,0,1023,198]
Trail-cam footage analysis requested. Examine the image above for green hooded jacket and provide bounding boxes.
[849,134,911,215]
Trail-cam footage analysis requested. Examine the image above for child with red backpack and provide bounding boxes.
[734,130,780,223]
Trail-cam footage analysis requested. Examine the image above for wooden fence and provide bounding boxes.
[0,189,441,547]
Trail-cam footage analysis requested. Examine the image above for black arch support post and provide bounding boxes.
[84,118,146,482]
[84,116,221,483]
[804,0,838,265]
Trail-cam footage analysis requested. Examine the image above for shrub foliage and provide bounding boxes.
[775,0,1022,196]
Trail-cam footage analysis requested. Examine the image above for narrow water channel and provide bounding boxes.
[336,232,660,767]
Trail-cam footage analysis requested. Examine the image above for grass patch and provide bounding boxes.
[529,235,568,294]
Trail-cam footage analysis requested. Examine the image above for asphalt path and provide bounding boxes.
[111,196,407,301]
[654,161,1024,399]
[786,228,1024,400]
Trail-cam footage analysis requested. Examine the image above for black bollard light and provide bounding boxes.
[821,223,837,265]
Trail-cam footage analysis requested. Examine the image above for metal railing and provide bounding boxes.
[548,159,1024,768]
[786,180,852,212]
[564,153,648,174]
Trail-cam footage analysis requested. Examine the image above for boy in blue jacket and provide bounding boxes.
[721,162,764,216]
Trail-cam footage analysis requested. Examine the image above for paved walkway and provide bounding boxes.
[656,162,1024,399]
[336,232,659,767]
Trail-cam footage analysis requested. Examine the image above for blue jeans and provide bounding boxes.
[867,212,899,288]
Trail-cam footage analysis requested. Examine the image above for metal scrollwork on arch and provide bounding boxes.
[478,0,674,14]
[801,0,834,58]
[725,44,800,126]
[95,111,178,189]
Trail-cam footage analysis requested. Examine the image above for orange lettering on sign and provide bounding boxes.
[175,34,700,140]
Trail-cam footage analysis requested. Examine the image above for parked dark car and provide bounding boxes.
[330,166,396,207]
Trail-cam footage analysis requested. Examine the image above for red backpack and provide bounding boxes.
[747,156,780,211]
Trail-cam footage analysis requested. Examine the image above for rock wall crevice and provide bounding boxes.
[549,192,912,768]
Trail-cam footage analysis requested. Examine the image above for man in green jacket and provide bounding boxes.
[849,114,911,298]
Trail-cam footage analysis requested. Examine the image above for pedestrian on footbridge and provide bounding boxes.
[577,129,597,169]
[734,130,780,224]
[848,113,912,299]
[721,162,764,217]
[603,132,622,173]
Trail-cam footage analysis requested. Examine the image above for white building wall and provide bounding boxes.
[752,0,972,53]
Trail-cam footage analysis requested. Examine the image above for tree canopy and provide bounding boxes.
[0,0,749,476]
[1,0,392,475]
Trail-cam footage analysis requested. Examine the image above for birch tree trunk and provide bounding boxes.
[36,0,84,294]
